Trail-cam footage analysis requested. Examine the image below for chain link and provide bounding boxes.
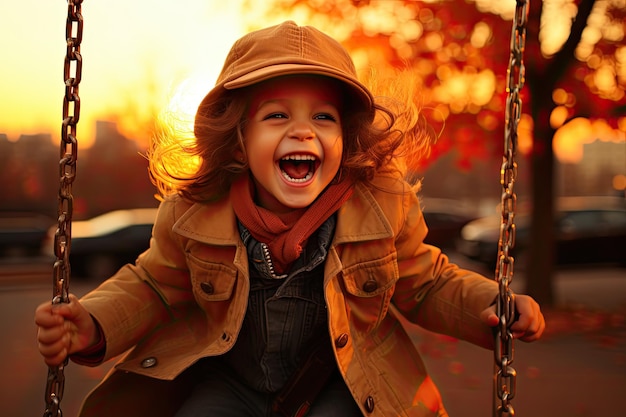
[493,1,528,416]
[43,1,83,416]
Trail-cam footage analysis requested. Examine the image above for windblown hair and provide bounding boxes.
[148,70,435,203]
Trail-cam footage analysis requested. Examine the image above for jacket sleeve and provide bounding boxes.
[388,186,498,350]
[79,196,195,361]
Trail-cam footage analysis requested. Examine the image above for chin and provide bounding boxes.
[278,188,324,209]
[279,197,317,210]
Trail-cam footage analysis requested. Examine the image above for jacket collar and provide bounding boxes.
[333,182,394,244]
[172,182,393,246]
[173,197,240,245]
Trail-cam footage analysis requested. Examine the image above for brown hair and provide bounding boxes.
[148,71,434,203]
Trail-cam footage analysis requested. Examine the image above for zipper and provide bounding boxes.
[261,243,288,279]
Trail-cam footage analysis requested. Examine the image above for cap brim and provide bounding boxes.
[224,63,372,109]
[196,64,371,116]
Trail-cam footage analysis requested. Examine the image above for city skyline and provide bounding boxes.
[1,1,623,164]
[2,119,623,211]
[2,113,624,164]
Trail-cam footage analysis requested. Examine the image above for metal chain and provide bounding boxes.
[43,1,83,416]
[493,1,528,416]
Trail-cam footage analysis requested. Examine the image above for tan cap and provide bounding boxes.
[195,21,374,120]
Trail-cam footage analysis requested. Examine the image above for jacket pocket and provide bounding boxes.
[342,252,398,296]
[340,252,399,332]
[187,253,237,302]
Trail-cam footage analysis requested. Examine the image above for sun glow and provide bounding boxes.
[0,0,246,148]
[553,117,626,163]
[2,0,622,169]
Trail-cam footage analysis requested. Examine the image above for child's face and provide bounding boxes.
[243,76,344,212]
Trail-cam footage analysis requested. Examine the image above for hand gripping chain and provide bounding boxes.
[493,1,528,416]
[43,1,83,416]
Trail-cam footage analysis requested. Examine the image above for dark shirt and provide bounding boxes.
[219,216,336,393]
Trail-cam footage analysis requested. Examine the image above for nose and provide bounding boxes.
[288,121,315,141]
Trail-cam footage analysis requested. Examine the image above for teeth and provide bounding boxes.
[281,171,313,183]
[280,154,316,183]
[281,155,316,161]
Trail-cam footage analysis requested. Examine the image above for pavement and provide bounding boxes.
[1,258,625,417]
[413,263,626,417]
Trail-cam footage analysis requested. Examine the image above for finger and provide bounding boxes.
[37,325,67,345]
[39,334,70,367]
[54,294,85,322]
[38,338,68,359]
[512,303,545,341]
[519,311,545,342]
[480,306,499,327]
[50,296,78,319]
[510,312,531,334]
[41,347,68,368]
[35,310,67,328]
[34,303,64,328]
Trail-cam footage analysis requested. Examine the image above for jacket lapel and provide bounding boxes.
[171,182,393,247]
[333,183,394,245]
[172,197,240,245]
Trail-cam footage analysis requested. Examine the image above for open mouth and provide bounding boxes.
[279,154,318,183]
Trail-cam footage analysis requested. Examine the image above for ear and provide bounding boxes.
[234,149,246,163]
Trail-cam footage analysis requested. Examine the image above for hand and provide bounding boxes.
[34,294,97,367]
[480,294,545,342]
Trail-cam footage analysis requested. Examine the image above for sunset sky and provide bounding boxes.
[1,0,623,161]
[0,0,253,147]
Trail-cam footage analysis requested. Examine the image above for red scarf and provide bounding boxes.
[231,175,353,274]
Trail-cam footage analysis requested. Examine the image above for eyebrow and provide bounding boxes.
[249,97,341,118]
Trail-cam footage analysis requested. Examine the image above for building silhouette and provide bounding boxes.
[1,122,623,219]
[558,139,626,197]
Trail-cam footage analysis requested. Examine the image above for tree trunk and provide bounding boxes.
[523,0,557,307]
[522,0,597,308]
[525,99,557,307]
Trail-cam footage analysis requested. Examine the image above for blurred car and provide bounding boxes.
[420,198,479,249]
[455,196,626,268]
[0,212,55,258]
[43,208,158,279]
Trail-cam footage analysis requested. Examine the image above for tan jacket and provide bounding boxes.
[78,175,498,417]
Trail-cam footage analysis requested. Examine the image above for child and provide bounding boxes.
[35,21,544,417]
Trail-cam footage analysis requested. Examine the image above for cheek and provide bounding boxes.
[326,136,344,167]
[247,145,274,173]
[244,137,276,179]
[243,126,270,158]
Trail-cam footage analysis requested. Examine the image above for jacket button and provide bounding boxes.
[200,281,214,294]
[335,333,349,348]
[362,279,378,293]
[141,357,157,368]
[364,396,375,412]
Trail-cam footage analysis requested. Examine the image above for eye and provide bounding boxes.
[263,112,288,120]
[314,113,338,122]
